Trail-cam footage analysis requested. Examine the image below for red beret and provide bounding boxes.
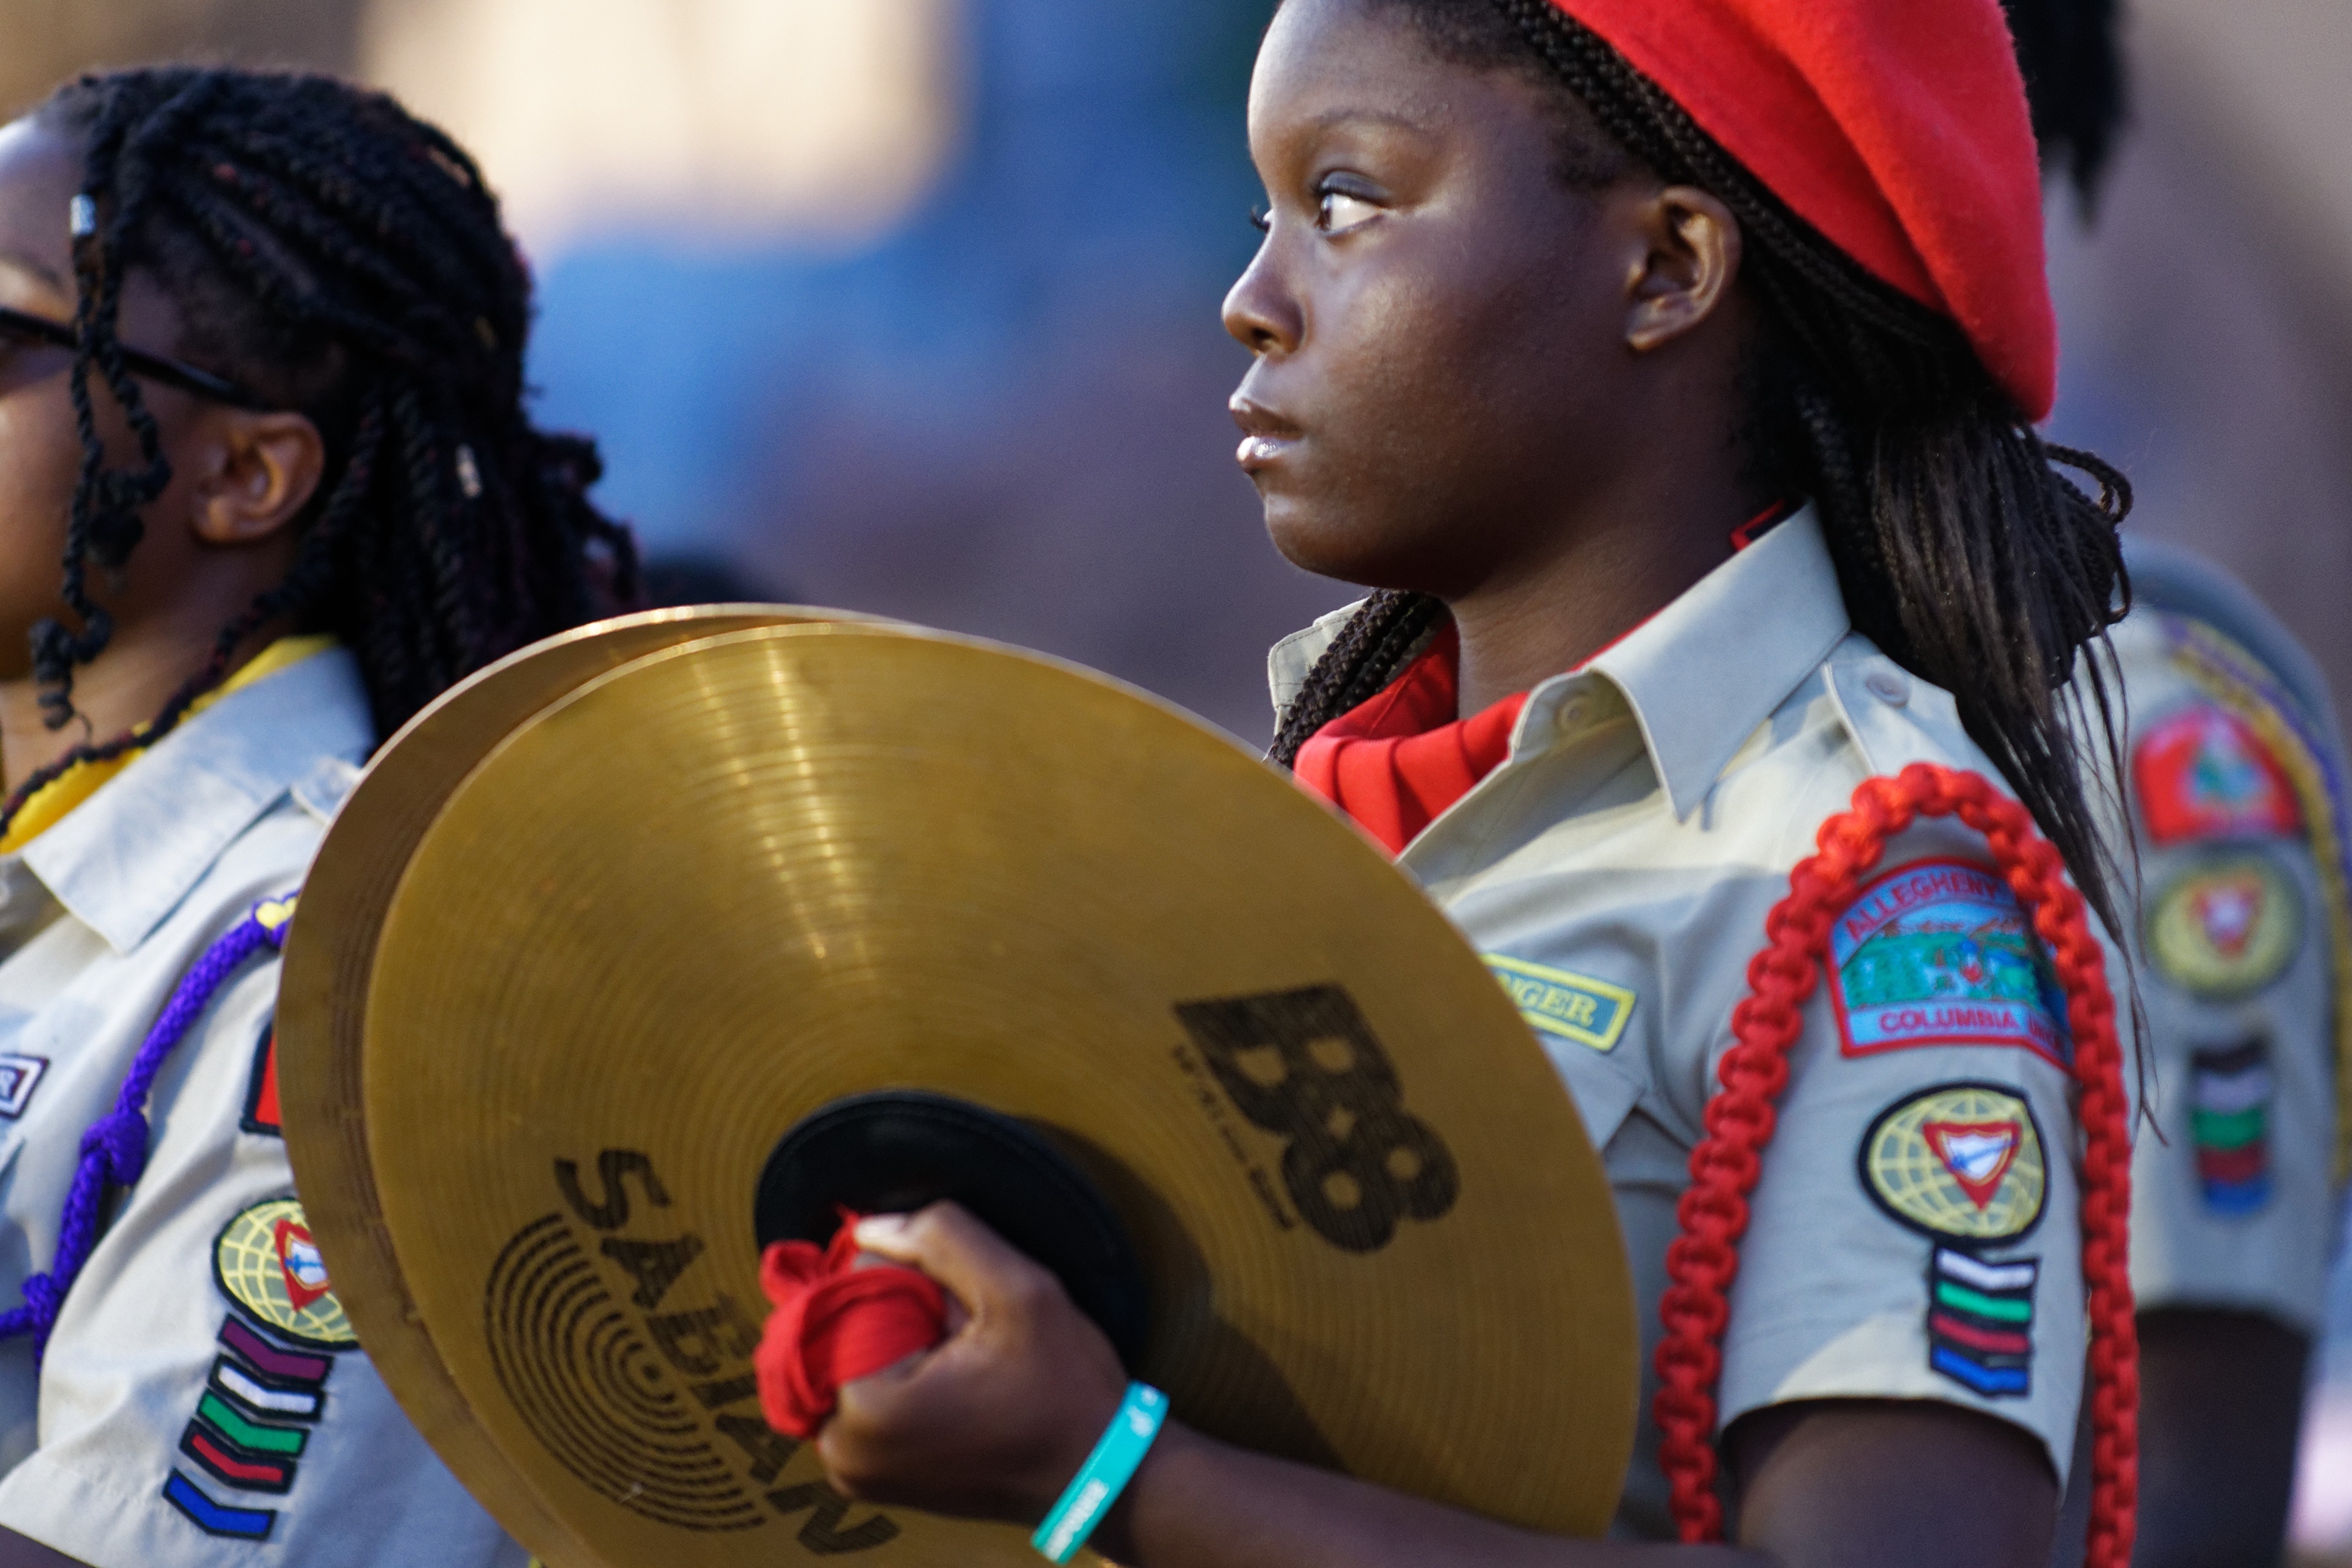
[1549,0,2055,420]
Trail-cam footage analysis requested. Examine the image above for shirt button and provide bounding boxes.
[1866,669,1912,707]
[1557,700,1588,732]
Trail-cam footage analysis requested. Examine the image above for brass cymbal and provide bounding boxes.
[280,605,844,1560]
[311,621,1636,1567]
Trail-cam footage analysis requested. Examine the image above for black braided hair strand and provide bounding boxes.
[6,68,637,840]
[1266,0,2136,944]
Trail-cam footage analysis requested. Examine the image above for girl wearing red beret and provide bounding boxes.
[775,3,2140,1565]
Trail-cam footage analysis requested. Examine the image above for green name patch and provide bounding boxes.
[1484,956,1636,1053]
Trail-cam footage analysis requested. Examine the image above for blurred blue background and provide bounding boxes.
[519,0,1341,742]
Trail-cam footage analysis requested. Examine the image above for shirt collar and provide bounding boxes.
[22,646,374,954]
[1563,503,1850,819]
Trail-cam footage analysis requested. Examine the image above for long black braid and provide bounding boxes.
[3,68,636,838]
[1267,0,2137,944]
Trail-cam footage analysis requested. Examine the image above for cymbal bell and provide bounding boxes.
[287,620,1636,1567]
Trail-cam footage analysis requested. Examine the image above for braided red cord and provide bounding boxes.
[1653,764,2137,1565]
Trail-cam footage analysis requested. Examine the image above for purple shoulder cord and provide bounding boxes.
[0,891,297,1364]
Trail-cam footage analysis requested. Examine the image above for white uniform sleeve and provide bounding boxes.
[0,956,528,1567]
[1717,818,2100,1482]
[2126,765,2342,1333]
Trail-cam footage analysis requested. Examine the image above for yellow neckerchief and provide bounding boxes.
[0,635,339,856]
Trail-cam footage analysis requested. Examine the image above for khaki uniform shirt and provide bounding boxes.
[1271,509,2118,1538]
[2106,545,2346,1335]
[0,650,524,1565]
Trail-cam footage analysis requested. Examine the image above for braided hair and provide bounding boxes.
[1266,0,2137,942]
[7,68,636,837]
[2000,0,2127,213]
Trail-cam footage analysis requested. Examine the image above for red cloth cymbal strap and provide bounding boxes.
[756,1217,948,1440]
[1546,0,2055,419]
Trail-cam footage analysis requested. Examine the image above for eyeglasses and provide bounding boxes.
[0,304,263,408]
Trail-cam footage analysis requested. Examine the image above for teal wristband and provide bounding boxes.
[1032,1382,1168,1563]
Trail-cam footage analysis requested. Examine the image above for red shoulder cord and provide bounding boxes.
[1654,764,2138,1566]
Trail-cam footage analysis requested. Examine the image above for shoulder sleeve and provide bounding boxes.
[0,953,527,1568]
[2122,670,2345,1331]
[1713,815,2103,1484]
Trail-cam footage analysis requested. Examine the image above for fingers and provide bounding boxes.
[852,1203,1060,1318]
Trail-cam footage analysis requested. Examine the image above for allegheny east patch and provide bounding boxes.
[1828,860,2071,1067]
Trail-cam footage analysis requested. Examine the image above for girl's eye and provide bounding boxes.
[1248,203,1271,234]
[1316,189,1381,232]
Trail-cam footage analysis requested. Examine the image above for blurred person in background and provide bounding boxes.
[2006,3,2351,1562]
[0,66,632,1565]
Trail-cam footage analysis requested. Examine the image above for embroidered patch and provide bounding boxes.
[164,1471,276,1540]
[0,1054,46,1119]
[2135,704,2302,845]
[240,1021,280,1137]
[215,1198,357,1348]
[1926,1247,2037,1398]
[2148,856,2304,999]
[2190,1040,2273,1214]
[1860,1084,2048,1243]
[1483,956,1636,1052]
[1830,860,2071,1066]
[166,1314,340,1533]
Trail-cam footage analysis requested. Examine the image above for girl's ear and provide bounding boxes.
[185,408,326,547]
[1623,185,1743,354]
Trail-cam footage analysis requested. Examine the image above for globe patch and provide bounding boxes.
[214,1198,357,1348]
[2148,855,2304,999]
[2133,703,2302,845]
[1860,1083,2048,1243]
[1829,860,2070,1067]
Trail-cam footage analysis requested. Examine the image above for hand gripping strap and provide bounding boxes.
[1652,765,2137,1568]
[0,892,296,1364]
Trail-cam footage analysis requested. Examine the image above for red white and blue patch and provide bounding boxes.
[1829,860,2071,1067]
[2134,704,2302,845]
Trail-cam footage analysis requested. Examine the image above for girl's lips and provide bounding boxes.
[1237,433,1295,471]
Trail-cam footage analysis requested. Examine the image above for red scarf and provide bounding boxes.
[1293,507,1789,856]
[1293,625,1528,857]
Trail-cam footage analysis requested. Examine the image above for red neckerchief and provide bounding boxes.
[1293,624,1527,857]
[1294,504,1793,856]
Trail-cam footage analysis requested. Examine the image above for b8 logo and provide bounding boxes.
[1175,985,1459,1253]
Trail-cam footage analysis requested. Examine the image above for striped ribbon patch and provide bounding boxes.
[166,1314,340,1541]
[2191,1040,2273,1214]
[1926,1248,2036,1398]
